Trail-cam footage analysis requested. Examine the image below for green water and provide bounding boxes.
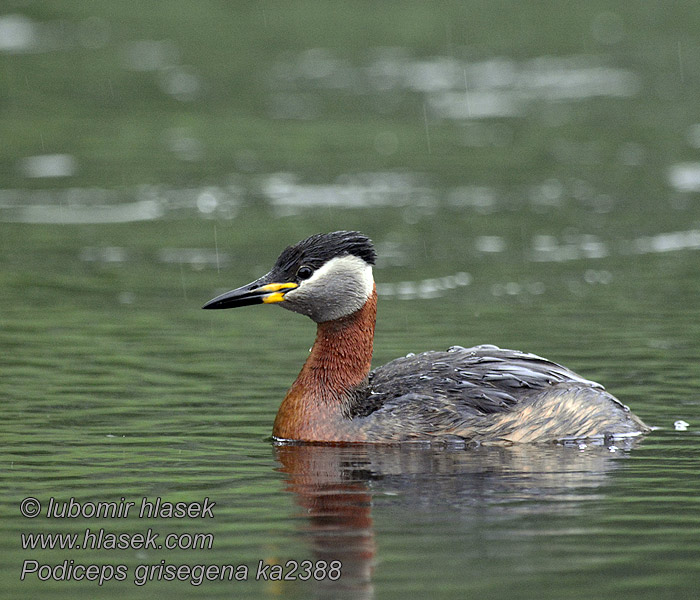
[2,2,700,598]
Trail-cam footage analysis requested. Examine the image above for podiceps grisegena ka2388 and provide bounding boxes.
[203,231,649,445]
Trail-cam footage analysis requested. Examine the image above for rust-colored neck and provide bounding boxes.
[273,287,377,442]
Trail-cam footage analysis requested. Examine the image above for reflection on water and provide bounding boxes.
[276,445,376,599]
[275,441,638,599]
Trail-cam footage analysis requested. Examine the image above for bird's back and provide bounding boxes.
[346,345,647,444]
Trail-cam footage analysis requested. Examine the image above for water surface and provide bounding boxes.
[2,2,700,598]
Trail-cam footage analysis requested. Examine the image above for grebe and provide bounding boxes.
[203,231,649,445]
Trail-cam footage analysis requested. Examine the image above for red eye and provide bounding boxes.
[297,266,313,280]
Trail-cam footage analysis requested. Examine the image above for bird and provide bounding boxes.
[203,231,649,445]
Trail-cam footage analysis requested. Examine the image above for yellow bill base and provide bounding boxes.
[259,283,299,293]
[259,282,298,304]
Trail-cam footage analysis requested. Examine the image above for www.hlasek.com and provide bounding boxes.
[19,496,341,586]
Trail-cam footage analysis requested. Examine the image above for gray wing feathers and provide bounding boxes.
[361,344,604,420]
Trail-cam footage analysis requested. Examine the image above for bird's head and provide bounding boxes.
[202,231,376,323]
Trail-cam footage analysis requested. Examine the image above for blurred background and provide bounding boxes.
[2,2,700,599]
[2,2,700,305]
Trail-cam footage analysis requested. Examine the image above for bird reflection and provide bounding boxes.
[275,444,376,599]
[274,439,642,599]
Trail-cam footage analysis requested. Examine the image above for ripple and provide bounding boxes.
[262,172,435,215]
[0,185,239,223]
[268,50,641,121]
[669,163,700,192]
[377,272,471,300]
[18,154,77,178]
[5,199,161,224]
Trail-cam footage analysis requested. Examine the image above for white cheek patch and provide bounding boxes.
[317,254,373,297]
[284,255,374,321]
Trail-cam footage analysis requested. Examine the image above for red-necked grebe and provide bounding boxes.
[203,231,649,445]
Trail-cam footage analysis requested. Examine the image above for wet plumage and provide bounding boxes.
[352,345,645,443]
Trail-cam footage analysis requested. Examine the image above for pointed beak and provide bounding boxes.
[202,280,298,310]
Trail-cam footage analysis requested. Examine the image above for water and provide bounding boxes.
[2,2,700,598]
